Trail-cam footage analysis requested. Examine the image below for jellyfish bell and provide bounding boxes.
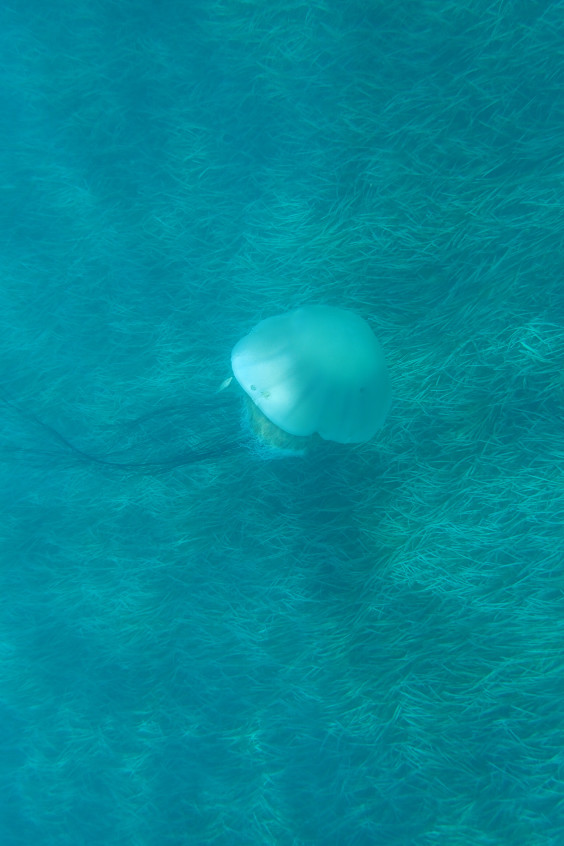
[231,305,391,456]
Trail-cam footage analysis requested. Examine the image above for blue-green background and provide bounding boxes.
[1,1,563,844]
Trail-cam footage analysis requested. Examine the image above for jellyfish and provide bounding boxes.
[231,306,391,455]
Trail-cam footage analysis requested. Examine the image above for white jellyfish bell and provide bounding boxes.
[229,305,391,456]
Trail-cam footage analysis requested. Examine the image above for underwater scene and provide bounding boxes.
[0,1,563,844]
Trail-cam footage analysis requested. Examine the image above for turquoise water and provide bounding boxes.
[1,1,563,844]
